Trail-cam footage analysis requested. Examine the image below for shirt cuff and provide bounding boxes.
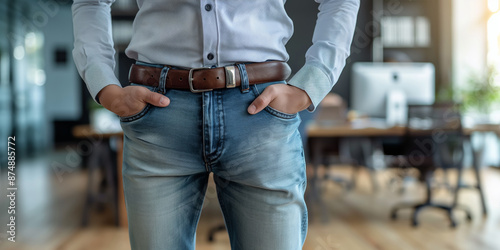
[84,62,122,104]
[287,63,333,112]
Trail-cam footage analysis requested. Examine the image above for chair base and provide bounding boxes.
[390,202,472,228]
[207,224,226,242]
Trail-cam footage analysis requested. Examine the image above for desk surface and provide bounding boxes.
[307,123,406,137]
[307,120,500,138]
[73,122,500,139]
[72,125,123,139]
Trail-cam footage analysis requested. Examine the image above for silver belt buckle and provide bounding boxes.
[188,67,213,93]
[225,66,236,88]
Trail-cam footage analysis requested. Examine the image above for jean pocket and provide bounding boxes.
[119,104,152,122]
[251,81,298,120]
[264,105,298,119]
[119,83,157,123]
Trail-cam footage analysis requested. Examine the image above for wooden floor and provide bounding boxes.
[1,149,499,250]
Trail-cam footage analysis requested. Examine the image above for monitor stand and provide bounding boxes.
[386,90,407,126]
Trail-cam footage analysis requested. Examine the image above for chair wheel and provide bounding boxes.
[466,213,473,221]
[450,221,457,228]
[390,212,397,220]
[411,220,418,227]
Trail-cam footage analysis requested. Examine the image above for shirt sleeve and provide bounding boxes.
[72,0,122,104]
[287,0,360,111]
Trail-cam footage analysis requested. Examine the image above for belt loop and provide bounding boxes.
[158,66,170,94]
[236,63,249,93]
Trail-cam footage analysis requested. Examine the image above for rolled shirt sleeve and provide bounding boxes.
[72,0,122,104]
[287,0,360,111]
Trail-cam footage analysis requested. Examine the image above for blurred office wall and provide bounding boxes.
[40,2,82,146]
[0,0,81,167]
[0,1,48,164]
[0,1,11,167]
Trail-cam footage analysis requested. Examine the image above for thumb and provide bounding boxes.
[248,87,275,115]
[143,90,170,107]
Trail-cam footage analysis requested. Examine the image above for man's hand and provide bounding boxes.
[98,85,170,117]
[247,84,312,115]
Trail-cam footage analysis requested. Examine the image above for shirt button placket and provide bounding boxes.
[200,1,218,66]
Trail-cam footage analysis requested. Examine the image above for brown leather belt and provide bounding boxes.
[128,61,291,93]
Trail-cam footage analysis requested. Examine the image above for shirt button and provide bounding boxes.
[205,4,212,11]
[207,53,214,60]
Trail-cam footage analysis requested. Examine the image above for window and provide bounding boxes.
[488,0,500,76]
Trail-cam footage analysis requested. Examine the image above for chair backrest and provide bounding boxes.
[407,103,462,135]
[315,93,347,126]
[403,103,464,170]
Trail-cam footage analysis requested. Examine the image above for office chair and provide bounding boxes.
[389,103,472,227]
[310,93,363,191]
[81,141,119,227]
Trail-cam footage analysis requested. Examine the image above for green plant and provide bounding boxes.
[436,83,455,103]
[458,66,500,114]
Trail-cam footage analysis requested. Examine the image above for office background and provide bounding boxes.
[1,0,500,249]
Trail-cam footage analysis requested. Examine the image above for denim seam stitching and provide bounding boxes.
[251,83,296,119]
[203,91,226,166]
[119,104,152,122]
[201,92,212,172]
[215,186,234,246]
[264,106,297,119]
[159,66,170,94]
[189,178,208,241]
[237,63,249,93]
[251,84,261,96]
[212,90,225,163]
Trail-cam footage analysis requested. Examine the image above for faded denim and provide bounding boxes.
[120,63,307,250]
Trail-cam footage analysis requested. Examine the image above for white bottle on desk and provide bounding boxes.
[386,89,407,126]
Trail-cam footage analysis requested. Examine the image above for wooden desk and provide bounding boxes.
[463,123,500,136]
[308,122,500,137]
[306,122,404,195]
[72,125,127,227]
[307,123,406,137]
[306,121,499,217]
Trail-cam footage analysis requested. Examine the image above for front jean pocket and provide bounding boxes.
[264,105,297,119]
[119,104,152,122]
[119,83,157,123]
[251,81,298,120]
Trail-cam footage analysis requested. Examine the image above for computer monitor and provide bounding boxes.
[350,62,435,118]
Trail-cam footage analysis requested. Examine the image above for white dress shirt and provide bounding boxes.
[72,0,359,111]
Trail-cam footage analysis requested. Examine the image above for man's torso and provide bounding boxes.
[126,0,294,68]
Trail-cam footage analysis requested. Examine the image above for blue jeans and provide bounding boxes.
[120,63,307,250]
